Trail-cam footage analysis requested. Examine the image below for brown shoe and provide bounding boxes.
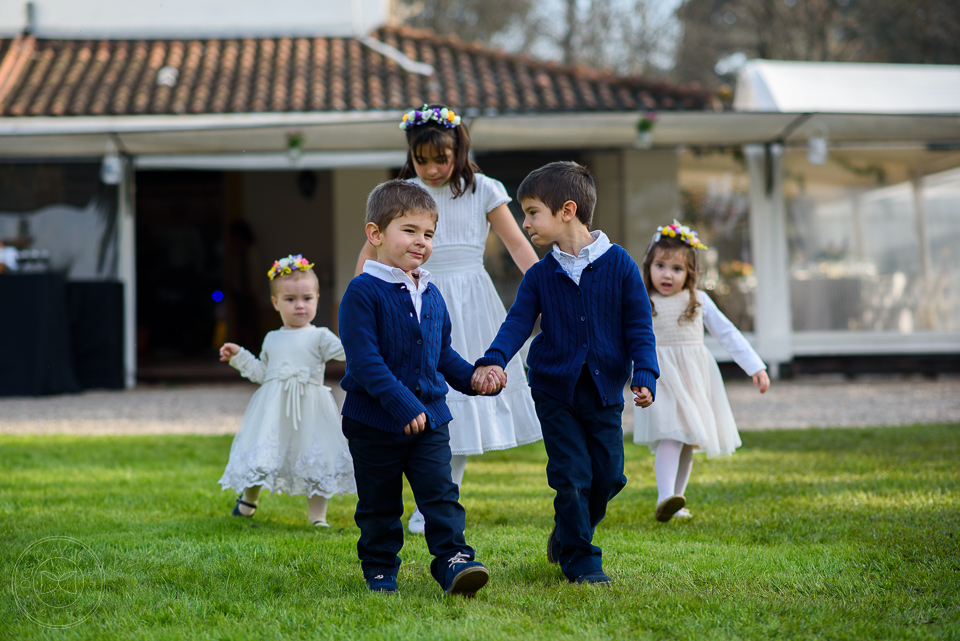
[655,495,686,522]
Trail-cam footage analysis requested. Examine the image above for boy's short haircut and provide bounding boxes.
[517,161,597,228]
[365,179,439,229]
[269,267,319,296]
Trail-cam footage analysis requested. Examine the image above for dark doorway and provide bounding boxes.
[135,170,227,379]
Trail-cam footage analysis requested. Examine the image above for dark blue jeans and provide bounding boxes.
[531,366,626,579]
[342,416,474,586]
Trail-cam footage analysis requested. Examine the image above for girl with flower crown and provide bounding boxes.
[634,223,770,522]
[355,104,542,534]
[218,255,356,527]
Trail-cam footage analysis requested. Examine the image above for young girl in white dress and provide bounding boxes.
[219,254,356,527]
[633,223,770,522]
[355,104,543,533]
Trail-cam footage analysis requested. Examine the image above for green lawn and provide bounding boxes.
[1,424,958,640]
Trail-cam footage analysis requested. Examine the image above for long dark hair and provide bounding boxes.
[641,235,701,324]
[397,104,481,198]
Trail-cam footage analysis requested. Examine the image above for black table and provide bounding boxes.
[0,274,123,396]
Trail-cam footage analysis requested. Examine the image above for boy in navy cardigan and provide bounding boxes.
[339,179,502,596]
[474,161,658,585]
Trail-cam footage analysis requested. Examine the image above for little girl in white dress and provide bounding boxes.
[633,223,770,522]
[219,254,356,527]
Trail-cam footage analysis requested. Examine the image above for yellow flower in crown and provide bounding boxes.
[654,220,708,250]
[268,254,315,280]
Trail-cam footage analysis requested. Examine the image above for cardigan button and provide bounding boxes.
[594,369,599,375]
[580,316,585,321]
[415,368,420,373]
[417,339,422,345]
[582,343,587,348]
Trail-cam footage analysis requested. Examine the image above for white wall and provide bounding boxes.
[0,0,387,38]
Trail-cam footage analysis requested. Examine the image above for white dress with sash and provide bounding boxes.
[219,325,356,497]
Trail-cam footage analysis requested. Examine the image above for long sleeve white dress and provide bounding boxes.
[633,290,766,459]
[411,174,542,455]
[218,325,357,498]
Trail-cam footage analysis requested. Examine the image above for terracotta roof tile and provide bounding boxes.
[230,38,256,113]
[0,27,716,118]
[190,40,218,113]
[310,38,328,111]
[290,38,309,111]
[328,38,346,111]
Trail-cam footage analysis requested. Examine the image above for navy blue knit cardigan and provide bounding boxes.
[338,273,480,433]
[476,244,659,405]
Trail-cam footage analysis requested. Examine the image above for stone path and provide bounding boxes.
[1,376,957,436]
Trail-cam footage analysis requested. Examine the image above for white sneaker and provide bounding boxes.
[408,508,425,535]
[673,508,693,519]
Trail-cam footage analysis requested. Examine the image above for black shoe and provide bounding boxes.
[232,496,257,517]
[572,570,611,585]
[546,523,560,564]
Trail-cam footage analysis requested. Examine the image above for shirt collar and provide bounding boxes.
[362,259,432,290]
[552,230,609,262]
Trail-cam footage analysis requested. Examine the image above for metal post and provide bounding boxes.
[117,156,137,388]
[744,143,793,376]
[911,172,932,279]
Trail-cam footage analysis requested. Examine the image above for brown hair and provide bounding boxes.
[365,179,439,230]
[641,235,701,323]
[269,267,319,297]
[517,161,597,228]
[397,104,481,198]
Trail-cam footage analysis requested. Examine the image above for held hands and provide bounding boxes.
[471,365,507,395]
[632,386,653,408]
[753,370,771,394]
[219,343,240,362]
[404,412,427,435]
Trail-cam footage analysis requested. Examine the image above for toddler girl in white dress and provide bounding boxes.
[219,255,356,526]
[633,223,770,522]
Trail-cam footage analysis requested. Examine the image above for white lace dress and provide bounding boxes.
[411,174,542,455]
[218,325,357,498]
[633,290,766,459]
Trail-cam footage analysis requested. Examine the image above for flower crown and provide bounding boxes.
[655,220,708,250]
[399,104,461,130]
[268,254,315,281]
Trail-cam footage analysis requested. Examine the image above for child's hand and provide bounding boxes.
[404,412,427,435]
[753,370,770,394]
[471,365,505,394]
[632,386,653,408]
[481,367,507,395]
[219,343,240,362]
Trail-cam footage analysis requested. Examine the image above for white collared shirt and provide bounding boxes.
[362,260,432,321]
[552,230,612,285]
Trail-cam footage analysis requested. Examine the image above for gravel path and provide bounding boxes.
[1,376,958,436]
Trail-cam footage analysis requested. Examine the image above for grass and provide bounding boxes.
[1,424,958,640]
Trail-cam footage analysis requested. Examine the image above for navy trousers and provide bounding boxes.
[531,365,627,579]
[342,416,474,585]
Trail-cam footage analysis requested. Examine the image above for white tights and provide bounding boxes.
[240,485,329,524]
[654,439,694,503]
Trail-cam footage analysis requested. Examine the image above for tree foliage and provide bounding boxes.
[674,0,960,88]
